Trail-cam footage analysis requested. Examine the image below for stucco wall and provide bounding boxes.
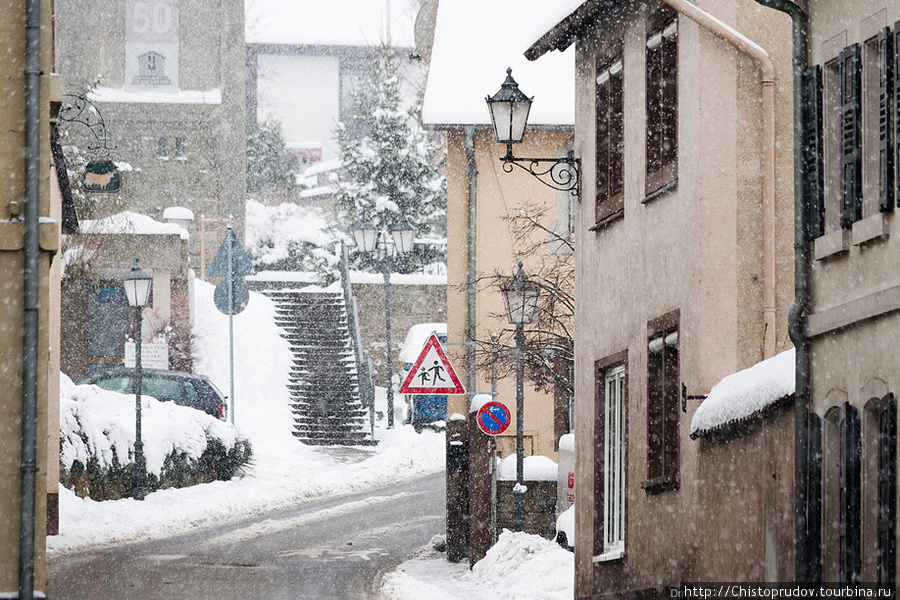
[567,0,794,595]
[444,127,572,460]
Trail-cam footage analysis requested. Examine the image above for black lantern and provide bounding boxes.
[486,68,533,145]
[501,262,540,325]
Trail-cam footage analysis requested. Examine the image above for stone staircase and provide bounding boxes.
[263,289,373,445]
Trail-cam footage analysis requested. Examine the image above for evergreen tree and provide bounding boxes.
[246,119,299,191]
[332,43,446,272]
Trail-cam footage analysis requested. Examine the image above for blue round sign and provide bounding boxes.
[477,401,512,435]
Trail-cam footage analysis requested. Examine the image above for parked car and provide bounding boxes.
[79,368,228,421]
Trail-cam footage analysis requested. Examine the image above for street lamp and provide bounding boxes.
[486,68,580,196]
[352,213,415,428]
[501,262,540,532]
[123,257,152,501]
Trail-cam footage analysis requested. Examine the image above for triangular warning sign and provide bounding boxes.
[398,333,466,395]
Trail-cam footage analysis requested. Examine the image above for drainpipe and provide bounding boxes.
[660,0,778,359]
[464,127,477,392]
[752,0,811,583]
[21,0,42,597]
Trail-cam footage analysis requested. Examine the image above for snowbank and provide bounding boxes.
[378,531,574,600]
[690,348,795,437]
[60,374,237,476]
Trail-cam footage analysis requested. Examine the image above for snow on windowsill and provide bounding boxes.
[592,547,624,563]
[690,348,795,438]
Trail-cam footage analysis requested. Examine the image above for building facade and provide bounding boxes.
[53,0,247,266]
[529,0,796,596]
[0,2,63,594]
[804,0,900,585]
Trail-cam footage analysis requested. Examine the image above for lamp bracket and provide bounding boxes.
[56,94,115,158]
[681,382,708,413]
[501,145,580,197]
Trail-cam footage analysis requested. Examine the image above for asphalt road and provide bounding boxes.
[47,471,446,600]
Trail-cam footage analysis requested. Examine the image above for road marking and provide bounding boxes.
[206,492,417,547]
[276,547,389,561]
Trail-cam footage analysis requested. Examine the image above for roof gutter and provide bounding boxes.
[751,0,812,583]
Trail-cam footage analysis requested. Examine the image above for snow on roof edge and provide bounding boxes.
[690,348,795,439]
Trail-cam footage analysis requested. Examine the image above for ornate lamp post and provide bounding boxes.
[500,262,540,532]
[123,258,152,500]
[486,68,580,196]
[352,214,415,428]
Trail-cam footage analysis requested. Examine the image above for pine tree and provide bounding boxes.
[332,44,446,272]
[246,118,299,191]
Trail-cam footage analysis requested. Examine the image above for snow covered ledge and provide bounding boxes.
[690,348,795,439]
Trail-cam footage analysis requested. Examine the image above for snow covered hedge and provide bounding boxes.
[60,374,252,501]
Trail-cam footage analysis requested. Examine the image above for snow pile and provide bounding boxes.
[50,278,445,554]
[498,455,558,481]
[555,506,575,548]
[690,348,795,436]
[378,531,574,600]
[80,211,189,241]
[60,374,237,476]
[244,199,339,270]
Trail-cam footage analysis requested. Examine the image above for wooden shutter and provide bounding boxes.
[595,49,624,225]
[646,341,664,481]
[808,414,823,583]
[646,36,663,179]
[596,68,611,207]
[839,403,861,584]
[878,28,894,212]
[895,23,900,207]
[876,395,896,586]
[839,44,862,229]
[803,66,825,239]
[662,332,679,481]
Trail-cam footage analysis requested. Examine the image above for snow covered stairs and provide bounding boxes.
[264,289,372,445]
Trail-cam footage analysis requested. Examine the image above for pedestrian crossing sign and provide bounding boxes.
[398,333,466,395]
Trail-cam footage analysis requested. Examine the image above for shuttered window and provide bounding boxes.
[804,65,826,239]
[839,44,862,229]
[593,351,627,560]
[596,45,624,226]
[645,9,678,198]
[644,311,679,493]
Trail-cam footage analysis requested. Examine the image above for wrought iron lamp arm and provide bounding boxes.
[500,143,580,196]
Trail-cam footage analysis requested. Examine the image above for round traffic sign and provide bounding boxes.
[476,401,512,436]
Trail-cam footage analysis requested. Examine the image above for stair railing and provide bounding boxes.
[340,241,375,435]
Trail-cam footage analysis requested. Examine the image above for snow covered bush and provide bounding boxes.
[244,198,340,275]
[60,374,252,501]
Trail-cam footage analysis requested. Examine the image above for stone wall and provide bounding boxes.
[350,281,446,388]
[496,480,558,540]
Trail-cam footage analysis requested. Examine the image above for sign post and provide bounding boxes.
[208,227,255,425]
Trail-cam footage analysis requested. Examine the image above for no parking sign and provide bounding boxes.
[476,401,512,436]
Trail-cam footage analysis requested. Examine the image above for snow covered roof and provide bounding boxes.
[88,87,222,105]
[245,0,418,48]
[81,211,190,241]
[421,0,574,127]
[690,348,795,439]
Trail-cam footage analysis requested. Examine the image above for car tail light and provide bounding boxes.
[218,403,227,421]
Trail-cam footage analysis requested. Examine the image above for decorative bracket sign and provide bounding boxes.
[398,333,466,395]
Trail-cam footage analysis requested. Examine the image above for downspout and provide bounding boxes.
[752,0,811,583]
[660,0,778,359]
[21,0,42,597]
[464,127,477,393]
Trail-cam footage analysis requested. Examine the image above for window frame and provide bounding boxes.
[644,7,679,200]
[593,351,628,562]
[643,310,680,494]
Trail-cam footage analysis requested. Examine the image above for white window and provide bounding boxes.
[602,365,626,554]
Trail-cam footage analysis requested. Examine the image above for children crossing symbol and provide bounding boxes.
[398,333,466,395]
